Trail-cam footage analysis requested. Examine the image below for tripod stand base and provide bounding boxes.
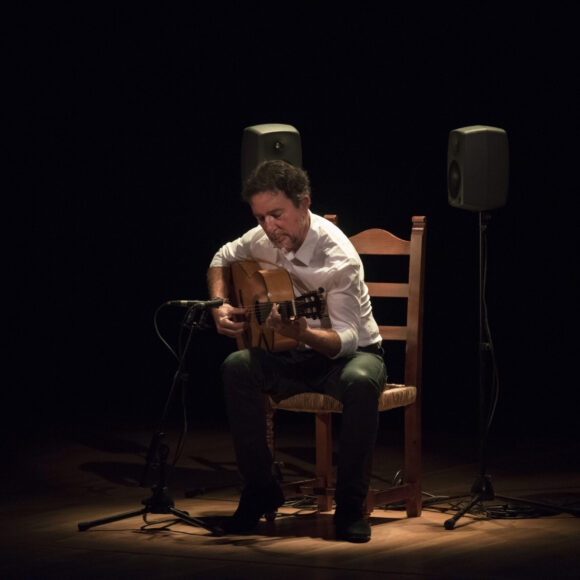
[78,508,146,532]
[78,486,224,535]
[444,474,495,530]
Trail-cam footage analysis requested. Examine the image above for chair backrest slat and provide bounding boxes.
[349,228,411,255]
[378,325,408,341]
[365,282,409,298]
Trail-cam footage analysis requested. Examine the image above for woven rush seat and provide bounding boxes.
[270,383,416,413]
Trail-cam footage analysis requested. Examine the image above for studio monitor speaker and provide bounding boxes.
[241,124,302,184]
[447,125,509,211]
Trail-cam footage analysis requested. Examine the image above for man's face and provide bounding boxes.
[249,189,311,253]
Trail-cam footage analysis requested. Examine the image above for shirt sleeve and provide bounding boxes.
[325,259,364,358]
[209,226,262,268]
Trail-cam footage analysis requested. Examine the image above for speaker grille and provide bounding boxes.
[448,160,461,202]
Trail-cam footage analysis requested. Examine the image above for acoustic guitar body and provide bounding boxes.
[230,260,298,352]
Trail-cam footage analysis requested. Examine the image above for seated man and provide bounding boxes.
[208,160,386,542]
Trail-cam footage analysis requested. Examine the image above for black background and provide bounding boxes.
[9,3,578,445]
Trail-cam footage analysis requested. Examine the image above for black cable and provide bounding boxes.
[484,503,556,519]
[481,224,500,439]
[153,302,180,361]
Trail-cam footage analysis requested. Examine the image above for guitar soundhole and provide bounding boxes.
[253,290,324,325]
[255,301,296,324]
[279,302,295,319]
[255,302,272,325]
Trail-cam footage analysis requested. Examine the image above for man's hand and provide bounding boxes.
[266,302,342,358]
[213,302,248,338]
[265,303,307,340]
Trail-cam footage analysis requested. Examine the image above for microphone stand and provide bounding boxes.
[78,301,223,535]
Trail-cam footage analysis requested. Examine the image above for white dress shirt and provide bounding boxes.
[210,211,381,358]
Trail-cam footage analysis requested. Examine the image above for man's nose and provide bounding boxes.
[263,216,276,231]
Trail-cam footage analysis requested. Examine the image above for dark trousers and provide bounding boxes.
[221,346,387,510]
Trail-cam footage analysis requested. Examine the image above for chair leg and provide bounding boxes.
[404,401,422,517]
[315,412,334,511]
[364,489,375,517]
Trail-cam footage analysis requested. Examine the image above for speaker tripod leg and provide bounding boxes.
[78,508,146,531]
[444,474,494,530]
[444,494,483,530]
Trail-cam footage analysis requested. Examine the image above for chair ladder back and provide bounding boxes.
[347,218,426,387]
[353,230,410,346]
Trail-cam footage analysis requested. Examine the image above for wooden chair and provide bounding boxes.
[266,215,427,517]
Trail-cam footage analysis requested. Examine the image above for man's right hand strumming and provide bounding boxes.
[212,302,248,338]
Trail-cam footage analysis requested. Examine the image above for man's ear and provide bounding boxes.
[301,195,311,210]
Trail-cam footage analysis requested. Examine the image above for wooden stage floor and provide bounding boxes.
[2,415,579,579]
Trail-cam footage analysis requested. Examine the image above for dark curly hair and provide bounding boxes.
[242,160,311,208]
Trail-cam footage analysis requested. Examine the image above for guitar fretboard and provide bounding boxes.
[254,291,323,325]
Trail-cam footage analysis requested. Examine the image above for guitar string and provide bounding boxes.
[237,299,321,316]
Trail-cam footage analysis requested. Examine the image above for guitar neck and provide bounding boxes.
[255,293,323,323]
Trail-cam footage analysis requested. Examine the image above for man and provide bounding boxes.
[208,160,386,542]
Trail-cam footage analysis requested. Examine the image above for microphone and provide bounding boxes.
[166,298,224,309]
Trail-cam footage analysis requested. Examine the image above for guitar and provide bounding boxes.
[230,260,325,352]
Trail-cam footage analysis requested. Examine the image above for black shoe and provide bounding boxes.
[221,480,284,534]
[334,508,371,543]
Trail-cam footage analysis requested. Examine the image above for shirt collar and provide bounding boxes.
[281,211,318,265]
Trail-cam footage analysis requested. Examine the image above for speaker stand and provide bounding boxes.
[443,212,580,528]
[443,211,495,528]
